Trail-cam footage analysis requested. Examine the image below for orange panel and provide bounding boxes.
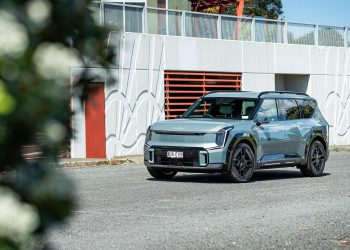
[85,84,106,158]
[164,71,242,119]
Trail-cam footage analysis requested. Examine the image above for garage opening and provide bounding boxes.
[164,71,242,119]
[275,74,309,93]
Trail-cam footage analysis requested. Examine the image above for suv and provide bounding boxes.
[144,91,329,182]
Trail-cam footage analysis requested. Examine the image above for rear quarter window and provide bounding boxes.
[277,99,301,120]
[296,99,315,119]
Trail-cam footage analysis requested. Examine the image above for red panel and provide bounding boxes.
[164,71,242,119]
[85,84,106,158]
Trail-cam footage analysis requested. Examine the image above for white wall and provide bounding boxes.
[104,33,165,158]
[72,32,350,158]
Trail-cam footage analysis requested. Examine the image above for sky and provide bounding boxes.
[282,0,350,27]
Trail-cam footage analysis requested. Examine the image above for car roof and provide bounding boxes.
[205,91,260,99]
[204,91,312,100]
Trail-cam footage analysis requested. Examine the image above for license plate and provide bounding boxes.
[167,151,183,159]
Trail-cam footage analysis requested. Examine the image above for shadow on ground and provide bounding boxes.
[147,169,330,184]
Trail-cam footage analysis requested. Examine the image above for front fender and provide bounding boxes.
[224,132,257,170]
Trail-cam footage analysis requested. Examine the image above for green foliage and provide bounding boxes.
[0,0,112,249]
[226,0,283,19]
[244,0,283,19]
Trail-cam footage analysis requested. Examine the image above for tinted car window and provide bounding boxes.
[277,99,300,120]
[296,99,315,118]
[256,99,278,122]
[183,98,257,120]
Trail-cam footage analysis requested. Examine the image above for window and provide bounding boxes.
[182,98,257,120]
[256,99,278,122]
[296,99,315,118]
[104,3,144,32]
[277,99,301,120]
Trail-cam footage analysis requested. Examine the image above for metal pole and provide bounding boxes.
[123,4,126,32]
[100,3,104,26]
[217,15,222,39]
[344,27,348,47]
[142,5,146,33]
[283,21,288,43]
[181,11,186,36]
[315,24,318,45]
[166,10,169,35]
[251,18,255,42]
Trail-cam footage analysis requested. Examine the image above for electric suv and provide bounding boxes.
[144,91,329,182]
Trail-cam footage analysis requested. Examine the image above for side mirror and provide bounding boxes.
[256,117,269,126]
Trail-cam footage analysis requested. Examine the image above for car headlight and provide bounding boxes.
[145,126,152,143]
[215,127,233,147]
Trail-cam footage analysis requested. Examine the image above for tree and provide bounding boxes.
[226,0,283,19]
[244,0,283,19]
[0,0,112,249]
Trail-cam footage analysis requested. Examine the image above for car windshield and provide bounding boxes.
[182,97,258,120]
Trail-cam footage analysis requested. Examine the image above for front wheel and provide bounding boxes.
[300,140,326,177]
[147,167,177,180]
[224,143,255,183]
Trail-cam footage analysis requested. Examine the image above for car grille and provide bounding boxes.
[154,148,199,167]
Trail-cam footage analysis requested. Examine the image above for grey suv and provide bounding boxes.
[144,91,329,182]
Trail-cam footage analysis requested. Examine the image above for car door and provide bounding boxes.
[252,99,285,164]
[276,98,303,159]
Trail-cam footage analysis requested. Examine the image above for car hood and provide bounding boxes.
[151,118,249,134]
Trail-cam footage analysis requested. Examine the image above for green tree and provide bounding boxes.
[226,0,283,19]
[244,0,283,19]
[0,0,112,249]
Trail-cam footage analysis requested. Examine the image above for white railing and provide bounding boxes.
[90,2,349,47]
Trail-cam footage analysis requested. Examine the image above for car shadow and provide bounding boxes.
[251,169,330,182]
[146,169,330,184]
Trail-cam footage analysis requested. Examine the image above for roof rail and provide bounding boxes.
[205,90,252,95]
[258,91,309,98]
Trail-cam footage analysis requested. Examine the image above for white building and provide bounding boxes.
[71,2,350,158]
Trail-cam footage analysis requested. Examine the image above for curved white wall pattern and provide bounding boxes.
[105,33,165,158]
[310,47,350,145]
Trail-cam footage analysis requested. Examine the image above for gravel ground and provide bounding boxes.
[47,152,350,250]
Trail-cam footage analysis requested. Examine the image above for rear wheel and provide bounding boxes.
[300,140,326,177]
[147,167,177,180]
[224,143,255,183]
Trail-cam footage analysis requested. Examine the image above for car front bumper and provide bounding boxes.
[144,144,227,173]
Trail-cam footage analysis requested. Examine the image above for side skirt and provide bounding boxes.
[257,158,301,169]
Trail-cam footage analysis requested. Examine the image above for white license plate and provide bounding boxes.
[167,151,183,159]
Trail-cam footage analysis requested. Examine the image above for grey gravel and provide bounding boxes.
[48,152,350,250]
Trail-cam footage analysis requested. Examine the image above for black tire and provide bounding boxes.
[224,143,256,183]
[147,167,177,180]
[300,140,326,177]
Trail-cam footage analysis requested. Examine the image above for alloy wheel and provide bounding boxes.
[311,143,325,173]
[231,146,254,180]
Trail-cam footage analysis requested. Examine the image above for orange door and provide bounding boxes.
[85,84,106,158]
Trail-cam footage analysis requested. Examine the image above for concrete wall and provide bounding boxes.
[71,32,350,158]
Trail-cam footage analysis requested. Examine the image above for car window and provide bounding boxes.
[296,99,315,118]
[277,99,301,120]
[183,98,257,120]
[256,99,278,122]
